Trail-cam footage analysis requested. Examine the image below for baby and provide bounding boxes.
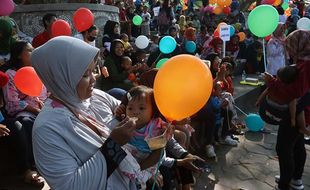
[257,64,310,135]
[121,56,137,84]
[121,33,133,54]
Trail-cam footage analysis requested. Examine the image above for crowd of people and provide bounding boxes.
[0,0,309,189]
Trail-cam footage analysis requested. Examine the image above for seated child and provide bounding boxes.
[121,33,133,54]
[119,86,172,186]
[213,81,239,146]
[121,56,138,85]
[256,64,310,135]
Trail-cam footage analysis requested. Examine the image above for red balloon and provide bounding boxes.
[214,30,219,37]
[223,6,231,14]
[51,19,72,37]
[73,8,94,32]
[265,35,271,41]
[261,0,275,4]
[14,67,43,97]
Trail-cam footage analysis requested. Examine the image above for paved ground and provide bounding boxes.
[193,123,310,190]
[0,75,309,190]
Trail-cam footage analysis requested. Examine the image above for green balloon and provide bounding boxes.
[281,2,289,10]
[247,5,279,37]
[133,15,142,26]
[156,58,169,68]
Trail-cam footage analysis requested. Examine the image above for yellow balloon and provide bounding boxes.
[153,55,213,121]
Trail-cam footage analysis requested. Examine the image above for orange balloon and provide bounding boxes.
[213,6,223,15]
[237,32,246,41]
[217,22,227,30]
[153,55,213,121]
[285,8,291,17]
[209,0,217,4]
[217,0,232,7]
[14,66,43,97]
[273,0,282,6]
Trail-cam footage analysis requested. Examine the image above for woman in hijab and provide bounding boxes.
[257,30,310,190]
[31,36,160,189]
[100,39,135,91]
[102,20,120,55]
[6,17,33,44]
[266,23,286,76]
[0,19,16,65]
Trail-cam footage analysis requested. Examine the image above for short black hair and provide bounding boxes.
[81,25,98,34]
[277,65,298,84]
[10,41,29,70]
[43,13,57,29]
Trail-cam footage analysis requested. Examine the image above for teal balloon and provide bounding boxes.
[156,58,169,68]
[247,5,279,37]
[159,36,177,54]
[245,114,264,132]
[229,25,235,36]
[133,15,142,26]
[185,41,196,53]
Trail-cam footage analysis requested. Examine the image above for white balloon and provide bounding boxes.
[135,35,149,49]
[297,17,310,31]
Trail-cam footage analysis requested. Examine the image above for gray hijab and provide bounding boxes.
[31,36,99,109]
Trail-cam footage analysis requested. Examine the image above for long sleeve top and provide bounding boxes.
[33,90,140,190]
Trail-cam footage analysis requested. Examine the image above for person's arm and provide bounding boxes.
[256,88,268,107]
[33,126,113,190]
[289,99,297,127]
[33,117,137,190]
[104,57,129,82]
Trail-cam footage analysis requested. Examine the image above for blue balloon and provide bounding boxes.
[245,114,264,132]
[185,41,196,53]
[159,36,177,54]
[230,25,235,36]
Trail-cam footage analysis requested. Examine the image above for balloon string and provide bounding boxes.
[263,38,267,72]
[234,105,248,116]
[153,53,163,66]
[151,148,164,190]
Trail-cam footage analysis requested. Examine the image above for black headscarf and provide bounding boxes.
[103,20,119,39]
[109,39,124,72]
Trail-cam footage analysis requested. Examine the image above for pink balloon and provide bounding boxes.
[0,0,15,16]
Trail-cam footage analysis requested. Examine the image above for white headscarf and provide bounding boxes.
[31,36,99,109]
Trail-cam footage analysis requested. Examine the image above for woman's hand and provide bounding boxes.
[109,117,137,146]
[0,124,10,137]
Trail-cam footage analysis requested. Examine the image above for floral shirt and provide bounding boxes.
[2,69,47,117]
